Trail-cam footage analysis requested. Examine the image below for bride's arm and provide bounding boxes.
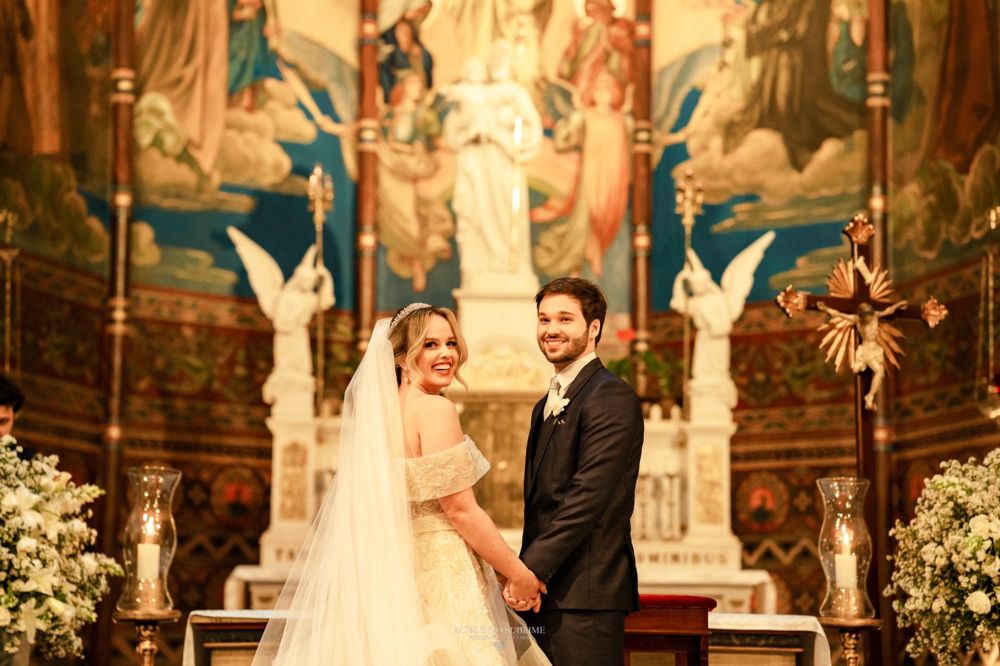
[416,396,542,601]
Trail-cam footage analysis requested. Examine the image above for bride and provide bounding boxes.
[253,304,551,665]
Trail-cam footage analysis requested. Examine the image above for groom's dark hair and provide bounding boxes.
[535,278,608,345]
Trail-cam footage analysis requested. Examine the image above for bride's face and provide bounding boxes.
[415,314,459,393]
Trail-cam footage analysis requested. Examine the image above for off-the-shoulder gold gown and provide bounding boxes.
[405,437,550,666]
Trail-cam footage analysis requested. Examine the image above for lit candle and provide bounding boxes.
[136,516,160,581]
[834,526,857,588]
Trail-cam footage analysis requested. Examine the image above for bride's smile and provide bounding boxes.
[416,315,459,392]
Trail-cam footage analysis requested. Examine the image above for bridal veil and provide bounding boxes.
[252,319,441,665]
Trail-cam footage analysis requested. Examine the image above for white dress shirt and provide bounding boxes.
[552,351,598,398]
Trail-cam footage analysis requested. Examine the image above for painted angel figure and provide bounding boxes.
[670,231,775,387]
[816,299,907,411]
[227,226,334,406]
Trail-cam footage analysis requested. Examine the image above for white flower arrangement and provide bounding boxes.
[885,449,1000,665]
[0,435,122,659]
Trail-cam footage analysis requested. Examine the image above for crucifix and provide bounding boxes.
[775,211,948,629]
[307,164,334,416]
[777,212,948,413]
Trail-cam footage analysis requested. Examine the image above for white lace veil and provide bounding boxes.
[252,318,437,665]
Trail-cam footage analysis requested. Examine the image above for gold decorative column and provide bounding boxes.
[355,3,380,351]
[0,210,21,374]
[630,0,652,399]
[98,0,137,661]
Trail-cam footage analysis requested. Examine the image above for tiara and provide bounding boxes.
[389,302,432,332]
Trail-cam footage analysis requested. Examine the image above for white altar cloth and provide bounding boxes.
[183,609,832,666]
[709,612,831,666]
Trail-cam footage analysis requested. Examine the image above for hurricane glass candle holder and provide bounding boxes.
[817,476,875,619]
[116,465,181,613]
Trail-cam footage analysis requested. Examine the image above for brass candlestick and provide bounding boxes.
[819,617,882,666]
[113,609,182,666]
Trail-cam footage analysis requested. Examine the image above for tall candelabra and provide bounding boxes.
[674,170,703,416]
[307,164,334,415]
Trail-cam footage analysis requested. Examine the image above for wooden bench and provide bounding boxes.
[625,594,718,666]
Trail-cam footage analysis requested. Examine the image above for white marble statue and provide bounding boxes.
[670,231,775,386]
[444,40,542,288]
[227,226,335,407]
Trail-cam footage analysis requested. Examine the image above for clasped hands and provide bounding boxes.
[500,570,546,613]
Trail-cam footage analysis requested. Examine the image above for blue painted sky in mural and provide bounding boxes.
[651,88,850,312]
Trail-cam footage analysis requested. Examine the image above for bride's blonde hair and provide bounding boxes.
[389,305,468,389]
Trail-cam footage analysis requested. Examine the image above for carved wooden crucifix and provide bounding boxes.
[777,212,947,414]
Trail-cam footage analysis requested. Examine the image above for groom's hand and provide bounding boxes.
[503,575,546,613]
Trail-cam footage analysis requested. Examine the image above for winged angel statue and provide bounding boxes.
[670,231,776,389]
[227,227,334,408]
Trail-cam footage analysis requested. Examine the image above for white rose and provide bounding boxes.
[932,597,946,613]
[985,557,1000,577]
[970,515,992,538]
[966,590,992,614]
[80,553,99,576]
[0,607,9,627]
[16,537,37,554]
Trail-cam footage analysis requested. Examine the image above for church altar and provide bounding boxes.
[226,392,775,614]
[228,225,776,614]
[182,608,827,666]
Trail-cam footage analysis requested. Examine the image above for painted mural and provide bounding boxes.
[116,0,644,313]
[649,0,880,310]
[0,0,112,273]
[3,1,995,314]
[368,0,638,311]
[889,0,1000,278]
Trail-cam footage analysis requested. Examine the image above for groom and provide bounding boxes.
[508,277,643,665]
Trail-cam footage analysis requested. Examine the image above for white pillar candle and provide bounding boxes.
[136,542,160,581]
[834,525,858,588]
[834,552,857,588]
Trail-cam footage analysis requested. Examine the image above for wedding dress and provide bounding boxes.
[408,436,550,665]
[253,318,549,665]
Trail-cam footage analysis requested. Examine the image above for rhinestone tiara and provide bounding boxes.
[389,302,432,332]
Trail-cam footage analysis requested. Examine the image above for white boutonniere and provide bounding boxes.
[551,397,570,418]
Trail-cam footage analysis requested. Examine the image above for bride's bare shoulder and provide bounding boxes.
[409,394,463,455]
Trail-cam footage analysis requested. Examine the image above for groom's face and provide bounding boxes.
[537,294,598,369]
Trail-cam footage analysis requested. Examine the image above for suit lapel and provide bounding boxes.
[527,358,604,495]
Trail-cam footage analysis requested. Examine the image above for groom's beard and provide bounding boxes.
[539,331,589,366]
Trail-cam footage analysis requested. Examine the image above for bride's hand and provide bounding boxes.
[504,571,544,611]
[502,583,537,611]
